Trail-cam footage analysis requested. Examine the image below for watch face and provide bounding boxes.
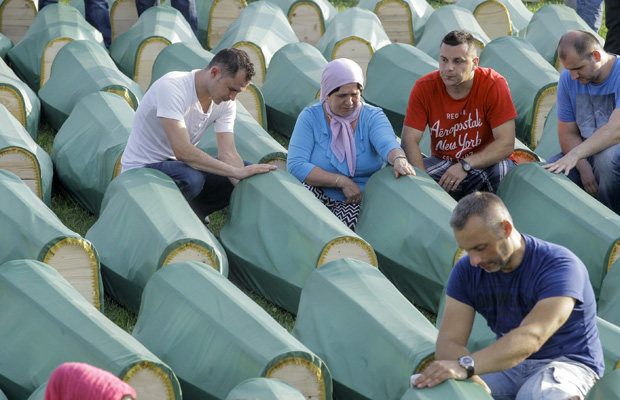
[460,160,471,172]
[460,356,474,367]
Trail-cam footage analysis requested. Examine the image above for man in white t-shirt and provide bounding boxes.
[121,48,276,218]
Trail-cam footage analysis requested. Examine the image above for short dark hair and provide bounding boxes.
[558,30,602,60]
[450,192,511,235]
[441,30,477,58]
[207,48,255,82]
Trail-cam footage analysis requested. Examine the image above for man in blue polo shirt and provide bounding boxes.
[413,192,604,399]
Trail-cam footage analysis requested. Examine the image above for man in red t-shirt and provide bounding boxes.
[402,30,517,200]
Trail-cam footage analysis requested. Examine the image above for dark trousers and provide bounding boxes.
[605,0,620,54]
[145,160,249,219]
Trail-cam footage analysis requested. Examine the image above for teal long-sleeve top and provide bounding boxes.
[287,101,401,201]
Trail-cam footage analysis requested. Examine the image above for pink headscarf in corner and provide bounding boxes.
[45,362,137,400]
[320,58,365,176]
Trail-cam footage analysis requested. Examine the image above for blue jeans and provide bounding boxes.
[547,142,620,214]
[576,0,604,31]
[145,160,248,218]
[481,357,599,400]
[39,0,111,48]
[135,0,198,37]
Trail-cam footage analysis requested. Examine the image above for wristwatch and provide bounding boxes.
[458,355,475,379]
[460,159,472,173]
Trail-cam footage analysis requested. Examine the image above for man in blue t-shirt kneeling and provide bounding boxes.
[544,30,620,215]
[413,191,604,399]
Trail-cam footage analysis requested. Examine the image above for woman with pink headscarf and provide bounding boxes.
[287,58,415,229]
[44,362,137,400]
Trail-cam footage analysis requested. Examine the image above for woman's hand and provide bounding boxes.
[394,157,416,178]
[337,176,362,204]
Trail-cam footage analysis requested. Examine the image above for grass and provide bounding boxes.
[34,0,604,334]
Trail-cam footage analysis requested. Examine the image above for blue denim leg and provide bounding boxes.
[145,161,206,201]
[546,152,586,185]
[481,358,598,400]
[480,364,524,400]
[515,358,599,400]
[135,0,159,16]
[171,0,198,37]
[592,142,620,214]
[85,0,112,48]
[39,0,111,48]
[576,0,604,31]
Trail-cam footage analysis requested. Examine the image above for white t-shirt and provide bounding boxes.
[121,69,236,172]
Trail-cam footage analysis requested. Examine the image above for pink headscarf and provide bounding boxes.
[320,58,364,176]
[45,362,137,400]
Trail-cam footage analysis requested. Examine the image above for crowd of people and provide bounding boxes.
[20,1,620,394]
[116,31,617,398]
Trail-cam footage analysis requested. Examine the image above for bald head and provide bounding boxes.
[558,30,603,61]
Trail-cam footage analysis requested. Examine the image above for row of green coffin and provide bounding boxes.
[0,2,592,160]
[0,255,489,400]
[2,164,616,396]
[2,1,599,138]
[0,259,321,400]
[2,252,620,400]
[2,144,619,319]
[4,5,270,132]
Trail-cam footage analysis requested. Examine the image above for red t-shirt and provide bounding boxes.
[403,67,517,162]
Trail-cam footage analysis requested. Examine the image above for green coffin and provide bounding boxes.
[197,101,287,170]
[212,1,300,88]
[358,0,433,45]
[265,0,336,46]
[38,39,142,131]
[534,102,560,161]
[597,317,620,372]
[6,4,105,91]
[262,42,326,137]
[0,105,52,205]
[416,5,490,61]
[0,33,12,59]
[479,36,559,149]
[85,168,228,313]
[220,169,377,314]
[51,91,133,216]
[0,259,181,400]
[585,369,620,399]
[149,42,267,128]
[225,378,307,400]
[132,261,332,400]
[496,162,620,298]
[597,258,620,328]
[0,57,40,139]
[525,4,604,71]
[150,42,214,86]
[196,0,247,50]
[0,170,103,310]
[292,258,438,400]
[399,379,493,399]
[363,43,437,133]
[109,5,200,91]
[315,7,390,73]
[356,166,460,313]
[455,0,532,39]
